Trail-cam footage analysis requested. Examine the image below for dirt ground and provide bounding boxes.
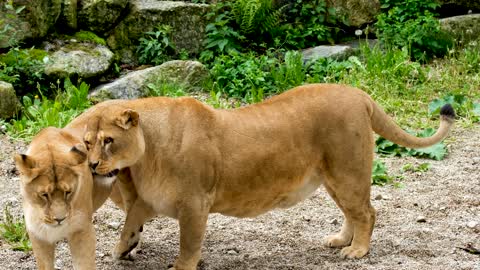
[0,125,479,270]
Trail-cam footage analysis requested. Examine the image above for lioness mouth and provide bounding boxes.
[96,169,119,178]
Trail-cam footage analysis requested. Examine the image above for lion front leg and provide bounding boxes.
[68,224,96,270]
[113,198,156,260]
[30,233,55,270]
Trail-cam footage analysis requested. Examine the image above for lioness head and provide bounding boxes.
[83,107,145,176]
[15,128,89,228]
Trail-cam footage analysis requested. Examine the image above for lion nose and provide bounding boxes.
[90,161,99,170]
[54,217,65,224]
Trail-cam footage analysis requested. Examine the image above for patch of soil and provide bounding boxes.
[0,126,479,270]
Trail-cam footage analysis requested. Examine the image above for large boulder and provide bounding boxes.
[58,0,78,30]
[107,0,210,64]
[0,0,62,48]
[89,60,209,102]
[78,0,129,34]
[44,43,114,79]
[0,81,19,119]
[440,14,480,44]
[330,0,381,27]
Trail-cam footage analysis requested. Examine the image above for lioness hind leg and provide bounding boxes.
[323,176,376,259]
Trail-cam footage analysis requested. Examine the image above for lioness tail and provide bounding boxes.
[370,101,455,149]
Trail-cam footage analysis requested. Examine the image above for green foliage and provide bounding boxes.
[402,162,430,172]
[0,48,48,96]
[146,79,186,97]
[200,2,244,62]
[4,79,91,140]
[0,3,25,47]
[232,0,284,36]
[375,0,453,61]
[210,51,277,101]
[73,31,106,45]
[371,159,393,186]
[375,128,448,160]
[429,94,480,122]
[271,50,306,90]
[306,56,355,83]
[137,25,176,65]
[278,0,344,49]
[0,205,31,252]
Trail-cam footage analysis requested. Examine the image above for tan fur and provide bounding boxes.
[15,125,130,269]
[83,84,454,270]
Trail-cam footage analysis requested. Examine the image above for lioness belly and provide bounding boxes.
[212,171,323,218]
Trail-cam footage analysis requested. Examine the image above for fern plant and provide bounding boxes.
[232,0,284,36]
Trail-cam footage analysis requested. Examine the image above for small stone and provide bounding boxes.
[226,248,238,255]
[0,125,6,132]
[374,194,383,200]
[108,221,121,229]
[98,252,105,258]
[467,221,478,229]
[416,216,427,223]
[439,206,446,211]
[303,215,311,222]
[328,218,339,226]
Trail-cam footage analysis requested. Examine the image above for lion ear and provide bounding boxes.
[70,144,87,165]
[115,109,139,130]
[14,154,39,182]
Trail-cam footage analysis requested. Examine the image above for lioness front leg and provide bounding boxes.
[113,198,156,260]
[171,202,209,270]
[68,224,96,269]
[30,234,55,270]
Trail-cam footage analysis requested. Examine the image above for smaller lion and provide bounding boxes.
[15,127,97,270]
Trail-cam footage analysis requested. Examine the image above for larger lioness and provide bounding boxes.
[83,83,455,270]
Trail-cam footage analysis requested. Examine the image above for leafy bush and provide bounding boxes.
[5,79,91,140]
[137,25,176,65]
[0,48,48,96]
[371,159,392,186]
[278,0,344,49]
[375,0,454,61]
[0,205,30,252]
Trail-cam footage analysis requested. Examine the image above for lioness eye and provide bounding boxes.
[104,137,113,144]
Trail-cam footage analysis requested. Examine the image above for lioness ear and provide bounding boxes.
[14,154,39,181]
[115,109,139,130]
[70,144,87,165]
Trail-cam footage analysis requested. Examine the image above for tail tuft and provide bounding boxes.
[440,104,455,119]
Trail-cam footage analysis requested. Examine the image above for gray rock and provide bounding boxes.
[440,14,480,44]
[0,0,62,48]
[0,81,19,119]
[302,39,377,63]
[44,43,114,79]
[107,0,209,64]
[78,0,129,34]
[466,221,478,229]
[89,60,209,102]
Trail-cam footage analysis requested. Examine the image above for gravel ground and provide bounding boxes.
[0,125,479,270]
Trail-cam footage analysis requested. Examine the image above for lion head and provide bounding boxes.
[15,128,91,235]
[83,106,145,177]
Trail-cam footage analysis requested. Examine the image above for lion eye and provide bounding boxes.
[104,137,113,144]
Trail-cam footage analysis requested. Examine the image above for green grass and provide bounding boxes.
[1,78,91,140]
[0,206,31,252]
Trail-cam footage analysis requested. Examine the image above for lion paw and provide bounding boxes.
[339,246,369,259]
[323,234,351,248]
[112,231,141,260]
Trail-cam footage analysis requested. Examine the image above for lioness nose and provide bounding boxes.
[54,217,65,224]
[90,161,99,170]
